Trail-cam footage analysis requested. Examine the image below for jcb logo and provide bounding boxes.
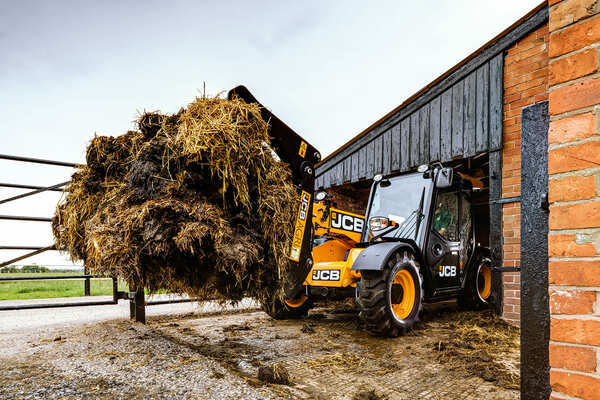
[331,211,364,233]
[312,269,340,281]
[290,191,311,262]
[439,265,456,277]
[298,193,310,221]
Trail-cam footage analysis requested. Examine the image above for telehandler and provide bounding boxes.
[230,86,492,337]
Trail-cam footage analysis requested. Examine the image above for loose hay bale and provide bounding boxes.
[52,95,298,305]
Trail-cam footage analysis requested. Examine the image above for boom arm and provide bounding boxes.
[227,86,320,299]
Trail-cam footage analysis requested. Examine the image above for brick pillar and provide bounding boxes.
[502,24,550,324]
[547,0,600,398]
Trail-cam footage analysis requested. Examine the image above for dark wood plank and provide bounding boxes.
[410,113,420,167]
[351,151,359,182]
[343,157,352,183]
[419,104,430,164]
[316,5,547,173]
[452,80,464,158]
[400,118,410,172]
[382,129,392,175]
[366,140,375,179]
[335,163,344,186]
[441,89,453,162]
[489,54,504,151]
[464,72,477,157]
[358,146,367,179]
[374,135,383,174]
[391,124,401,172]
[316,174,323,189]
[429,96,441,162]
[476,63,490,153]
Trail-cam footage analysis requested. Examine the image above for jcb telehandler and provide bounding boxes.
[230,86,492,337]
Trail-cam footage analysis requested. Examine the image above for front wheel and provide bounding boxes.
[262,294,313,320]
[357,251,423,337]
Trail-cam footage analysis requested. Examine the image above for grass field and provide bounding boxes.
[0,272,129,300]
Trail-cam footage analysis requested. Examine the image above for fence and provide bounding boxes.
[0,153,194,323]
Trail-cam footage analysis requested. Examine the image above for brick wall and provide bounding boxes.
[547,0,600,398]
[502,23,550,325]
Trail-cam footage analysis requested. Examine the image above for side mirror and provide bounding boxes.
[435,167,453,188]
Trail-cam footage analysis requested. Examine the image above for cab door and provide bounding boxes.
[426,186,462,293]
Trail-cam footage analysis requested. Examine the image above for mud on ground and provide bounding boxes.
[0,302,519,399]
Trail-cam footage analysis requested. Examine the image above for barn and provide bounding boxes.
[315,1,600,397]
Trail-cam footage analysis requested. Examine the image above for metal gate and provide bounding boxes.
[0,154,194,322]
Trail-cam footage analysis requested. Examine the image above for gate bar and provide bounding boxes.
[0,246,50,250]
[0,300,117,311]
[0,275,92,281]
[0,245,56,268]
[0,183,65,192]
[0,154,77,167]
[0,181,69,205]
[0,215,52,222]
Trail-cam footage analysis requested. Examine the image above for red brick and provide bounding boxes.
[549,234,597,257]
[548,140,600,173]
[550,370,600,399]
[550,77,600,115]
[549,260,600,285]
[550,202,600,229]
[550,289,596,314]
[551,318,600,346]
[548,112,596,144]
[550,0,600,32]
[549,343,597,372]
[549,48,598,85]
[549,175,596,202]
[550,14,600,56]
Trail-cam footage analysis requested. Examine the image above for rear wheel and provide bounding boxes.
[357,251,423,337]
[262,294,313,320]
[458,256,492,310]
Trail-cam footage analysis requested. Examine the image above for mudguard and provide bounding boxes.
[351,242,418,271]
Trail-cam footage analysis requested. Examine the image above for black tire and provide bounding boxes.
[262,295,313,320]
[357,250,423,337]
[457,255,492,310]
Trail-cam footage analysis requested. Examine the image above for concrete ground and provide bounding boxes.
[0,299,519,399]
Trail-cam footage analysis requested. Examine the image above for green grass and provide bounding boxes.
[0,272,129,300]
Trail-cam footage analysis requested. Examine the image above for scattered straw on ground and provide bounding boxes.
[427,310,520,389]
[52,95,298,306]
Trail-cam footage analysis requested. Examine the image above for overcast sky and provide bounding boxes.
[0,0,541,267]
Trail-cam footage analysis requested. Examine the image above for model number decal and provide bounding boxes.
[439,265,456,277]
[312,269,340,281]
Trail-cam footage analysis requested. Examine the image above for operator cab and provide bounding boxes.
[363,165,477,300]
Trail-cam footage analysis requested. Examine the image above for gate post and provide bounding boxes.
[129,288,146,323]
[520,101,550,399]
[83,265,90,296]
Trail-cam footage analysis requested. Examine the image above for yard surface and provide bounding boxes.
[0,300,519,399]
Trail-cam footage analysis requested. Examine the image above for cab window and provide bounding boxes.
[432,191,458,241]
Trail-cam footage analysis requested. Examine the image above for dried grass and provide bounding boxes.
[52,95,298,305]
[430,310,520,389]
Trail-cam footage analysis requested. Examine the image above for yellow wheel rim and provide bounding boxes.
[391,269,416,320]
[284,295,308,308]
[478,265,492,300]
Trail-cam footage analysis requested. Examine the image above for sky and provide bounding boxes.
[0,0,542,267]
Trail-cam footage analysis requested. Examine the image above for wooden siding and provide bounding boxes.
[315,5,548,190]
[316,53,504,189]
